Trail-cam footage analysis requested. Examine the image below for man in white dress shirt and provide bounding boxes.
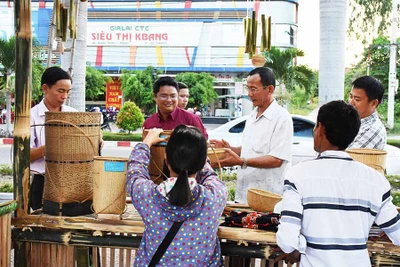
[29,66,76,210]
[209,67,293,203]
[276,100,400,267]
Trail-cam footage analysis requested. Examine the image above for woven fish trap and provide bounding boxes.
[93,156,128,215]
[346,148,387,174]
[44,112,101,204]
[142,129,173,184]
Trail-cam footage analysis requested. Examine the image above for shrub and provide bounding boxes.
[0,183,13,192]
[102,132,142,141]
[0,164,12,175]
[116,101,144,133]
[388,139,400,149]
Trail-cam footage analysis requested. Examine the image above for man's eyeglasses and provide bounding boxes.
[243,85,267,94]
[157,94,178,101]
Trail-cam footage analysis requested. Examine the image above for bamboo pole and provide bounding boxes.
[47,1,57,67]
[13,214,146,233]
[13,0,32,265]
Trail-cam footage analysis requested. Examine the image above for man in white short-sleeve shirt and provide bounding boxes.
[29,66,76,210]
[210,67,293,203]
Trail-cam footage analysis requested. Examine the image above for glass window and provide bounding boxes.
[229,121,246,133]
[293,118,314,138]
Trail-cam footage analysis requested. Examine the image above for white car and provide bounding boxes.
[208,115,400,175]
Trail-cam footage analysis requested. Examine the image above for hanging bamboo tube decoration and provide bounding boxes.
[243,17,247,37]
[261,14,266,52]
[251,10,257,58]
[266,16,272,51]
[245,16,252,54]
[62,5,69,42]
[58,3,63,39]
[55,0,61,37]
[69,0,76,39]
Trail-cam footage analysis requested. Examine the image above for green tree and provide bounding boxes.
[116,101,144,133]
[175,72,218,109]
[120,66,157,114]
[85,66,110,101]
[349,0,393,44]
[0,36,15,90]
[344,35,400,101]
[32,57,45,103]
[262,47,317,96]
[362,36,400,89]
[1,36,46,104]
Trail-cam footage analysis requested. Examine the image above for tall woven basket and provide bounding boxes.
[0,200,17,267]
[346,148,387,174]
[44,112,101,215]
[142,130,173,184]
[93,156,128,217]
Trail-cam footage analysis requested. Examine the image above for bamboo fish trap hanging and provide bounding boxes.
[44,112,101,216]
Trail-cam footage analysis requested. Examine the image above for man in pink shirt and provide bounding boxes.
[143,76,208,139]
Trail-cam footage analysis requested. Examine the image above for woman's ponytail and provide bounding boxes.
[167,169,191,207]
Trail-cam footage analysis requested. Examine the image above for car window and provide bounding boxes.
[229,121,246,133]
[293,118,314,138]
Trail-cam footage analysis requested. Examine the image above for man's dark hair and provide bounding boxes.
[41,66,72,87]
[248,67,276,87]
[317,100,361,150]
[166,125,207,207]
[352,76,384,105]
[177,82,188,90]
[153,76,178,95]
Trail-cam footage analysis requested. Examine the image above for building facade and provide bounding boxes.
[0,0,298,117]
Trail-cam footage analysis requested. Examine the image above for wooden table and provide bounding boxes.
[11,205,400,267]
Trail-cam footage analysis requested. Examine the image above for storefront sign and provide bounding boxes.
[106,79,122,110]
[87,22,203,46]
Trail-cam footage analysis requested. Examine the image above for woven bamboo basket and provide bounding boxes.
[247,188,282,212]
[44,112,101,206]
[207,148,227,164]
[142,129,173,184]
[93,156,128,216]
[0,200,17,267]
[346,148,387,174]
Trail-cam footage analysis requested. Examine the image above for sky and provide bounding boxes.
[296,0,365,70]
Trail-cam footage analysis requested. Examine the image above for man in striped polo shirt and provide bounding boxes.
[276,100,400,266]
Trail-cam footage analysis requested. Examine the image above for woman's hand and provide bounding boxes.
[143,128,165,148]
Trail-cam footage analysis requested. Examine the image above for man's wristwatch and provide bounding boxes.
[241,157,247,169]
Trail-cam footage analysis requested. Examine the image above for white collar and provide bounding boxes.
[157,177,197,199]
[252,99,278,120]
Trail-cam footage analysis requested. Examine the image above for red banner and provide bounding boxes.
[106,78,122,110]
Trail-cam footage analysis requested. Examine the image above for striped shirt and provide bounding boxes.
[276,150,400,267]
[348,111,386,150]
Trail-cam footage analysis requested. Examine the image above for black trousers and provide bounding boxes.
[29,173,45,210]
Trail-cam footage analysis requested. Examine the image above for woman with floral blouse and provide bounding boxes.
[127,125,227,266]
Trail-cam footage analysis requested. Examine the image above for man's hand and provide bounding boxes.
[270,247,301,264]
[209,139,231,149]
[210,148,242,168]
